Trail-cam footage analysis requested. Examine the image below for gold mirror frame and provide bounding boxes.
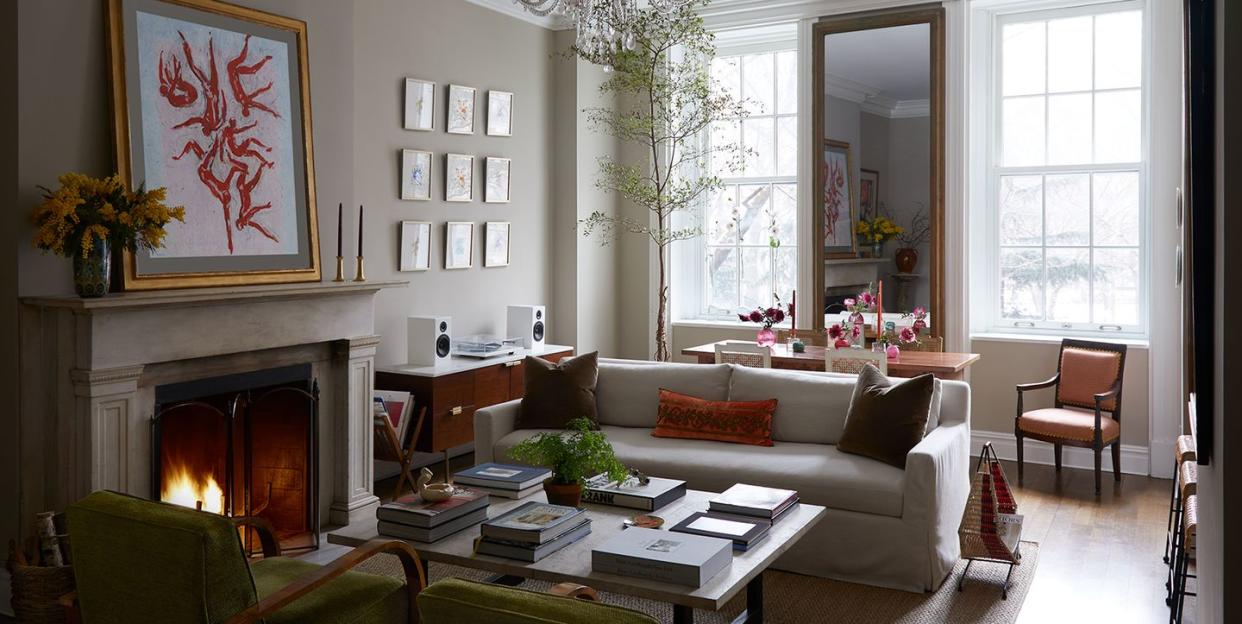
[811,6,944,336]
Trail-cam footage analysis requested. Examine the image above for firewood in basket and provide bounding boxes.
[36,511,65,567]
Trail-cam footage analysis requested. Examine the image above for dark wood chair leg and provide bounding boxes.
[1111,442,1121,482]
[1054,443,1063,472]
[1094,447,1102,495]
[1016,433,1024,483]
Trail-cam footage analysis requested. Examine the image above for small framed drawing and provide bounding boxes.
[484,157,511,203]
[400,149,432,201]
[445,222,474,269]
[485,221,511,267]
[399,221,432,271]
[404,78,435,131]
[446,84,476,134]
[487,90,513,136]
[445,154,474,202]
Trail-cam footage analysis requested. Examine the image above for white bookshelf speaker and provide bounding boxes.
[507,305,546,349]
[408,315,452,366]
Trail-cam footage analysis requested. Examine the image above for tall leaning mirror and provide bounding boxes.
[812,7,944,339]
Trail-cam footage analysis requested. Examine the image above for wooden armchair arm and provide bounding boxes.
[1016,374,1059,393]
[224,539,427,624]
[232,516,282,558]
[1094,381,1122,406]
[548,582,599,601]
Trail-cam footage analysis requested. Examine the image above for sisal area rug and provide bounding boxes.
[355,541,1040,624]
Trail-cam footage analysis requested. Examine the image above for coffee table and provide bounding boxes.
[328,489,825,623]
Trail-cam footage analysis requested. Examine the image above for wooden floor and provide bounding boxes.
[1005,460,1188,624]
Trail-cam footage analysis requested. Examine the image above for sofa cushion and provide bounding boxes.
[595,360,732,428]
[728,365,856,444]
[839,366,935,469]
[518,351,599,429]
[493,426,905,518]
[651,389,776,446]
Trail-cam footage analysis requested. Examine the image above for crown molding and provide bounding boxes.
[826,74,929,118]
[463,0,574,30]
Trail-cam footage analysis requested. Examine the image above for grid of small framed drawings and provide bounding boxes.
[399,76,515,271]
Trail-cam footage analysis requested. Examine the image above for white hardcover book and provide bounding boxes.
[582,474,687,511]
[592,527,732,587]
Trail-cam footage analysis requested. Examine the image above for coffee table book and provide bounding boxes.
[376,488,488,528]
[593,527,733,588]
[670,512,770,551]
[477,520,593,562]
[467,483,543,500]
[454,463,552,491]
[709,484,799,519]
[378,507,488,543]
[582,474,687,511]
[481,501,586,544]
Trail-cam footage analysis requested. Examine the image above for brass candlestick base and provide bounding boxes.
[333,256,345,282]
[353,256,366,282]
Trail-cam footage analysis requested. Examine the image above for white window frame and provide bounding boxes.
[979,0,1150,339]
[676,31,800,324]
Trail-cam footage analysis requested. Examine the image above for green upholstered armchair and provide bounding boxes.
[417,578,657,624]
[65,491,425,624]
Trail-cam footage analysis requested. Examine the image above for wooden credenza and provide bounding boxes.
[377,344,573,453]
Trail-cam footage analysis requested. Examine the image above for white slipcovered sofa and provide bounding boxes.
[473,358,971,593]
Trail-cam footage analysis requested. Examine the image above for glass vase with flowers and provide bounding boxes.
[738,295,791,347]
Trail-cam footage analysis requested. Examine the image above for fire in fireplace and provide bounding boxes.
[152,364,320,553]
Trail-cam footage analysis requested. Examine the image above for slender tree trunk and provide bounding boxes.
[655,240,670,361]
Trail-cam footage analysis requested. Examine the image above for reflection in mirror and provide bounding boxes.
[813,9,943,339]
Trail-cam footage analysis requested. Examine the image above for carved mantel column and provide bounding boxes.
[330,335,382,525]
[69,365,145,500]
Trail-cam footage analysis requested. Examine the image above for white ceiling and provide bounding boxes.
[825,23,930,102]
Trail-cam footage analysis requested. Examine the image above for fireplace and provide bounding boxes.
[825,284,871,315]
[152,364,320,553]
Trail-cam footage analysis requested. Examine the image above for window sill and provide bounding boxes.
[970,331,1150,349]
[672,319,793,331]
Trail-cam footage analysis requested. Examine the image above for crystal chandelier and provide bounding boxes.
[513,0,695,69]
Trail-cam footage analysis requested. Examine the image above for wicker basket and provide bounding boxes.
[9,562,74,623]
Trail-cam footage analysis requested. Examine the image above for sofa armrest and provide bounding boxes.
[473,399,521,464]
[903,421,971,585]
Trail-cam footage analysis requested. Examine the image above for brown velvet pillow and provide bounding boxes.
[837,364,935,469]
[517,352,599,429]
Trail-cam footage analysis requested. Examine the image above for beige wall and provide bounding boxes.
[0,0,18,583]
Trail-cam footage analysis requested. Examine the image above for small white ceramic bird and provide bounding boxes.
[417,467,454,502]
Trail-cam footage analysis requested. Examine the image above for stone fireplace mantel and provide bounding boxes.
[19,280,406,529]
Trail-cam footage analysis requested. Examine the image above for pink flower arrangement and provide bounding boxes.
[738,296,791,331]
[827,321,863,349]
[845,288,876,316]
[904,306,929,338]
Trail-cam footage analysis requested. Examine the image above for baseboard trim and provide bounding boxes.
[971,429,1150,476]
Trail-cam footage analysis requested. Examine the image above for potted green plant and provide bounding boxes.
[506,418,628,507]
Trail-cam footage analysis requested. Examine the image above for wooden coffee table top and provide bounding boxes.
[328,489,825,611]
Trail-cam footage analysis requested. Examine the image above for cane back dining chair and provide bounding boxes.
[1014,338,1128,494]
[714,341,772,368]
[825,347,888,375]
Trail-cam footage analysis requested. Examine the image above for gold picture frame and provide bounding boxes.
[105,0,321,290]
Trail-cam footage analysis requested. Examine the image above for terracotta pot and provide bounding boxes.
[895,247,919,274]
[544,481,583,507]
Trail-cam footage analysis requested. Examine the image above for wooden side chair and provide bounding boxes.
[714,341,772,368]
[374,404,428,501]
[1014,338,1128,494]
[826,347,887,375]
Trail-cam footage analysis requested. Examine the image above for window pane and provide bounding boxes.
[772,183,797,246]
[740,247,773,311]
[1047,93,1092,165]
[742,53,774,115]
[999,175,1043,246]
[706,185,738,245]
[1046,248,1090,322]
[775,246,797,306]
[1002,21,1046,96]
[776,51,797,115]
[1001,248,1045,320]
[1094,89,1141,163]
[737,184,772,245]
[706,247,738,313]
[1094,248,1140,325]
[712,56,741,104]
[776,116,797,176]
[1093,171,1140,246]
[1045,174,1090,246]
[711,120,740,177]
[1047,16,1092,93]
[1095,11,1142,90]
[1002,96,1046,166]
[743,117,775,177]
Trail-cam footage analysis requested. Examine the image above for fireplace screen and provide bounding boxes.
[152,364,319,553]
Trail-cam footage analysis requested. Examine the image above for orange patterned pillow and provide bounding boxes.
[651,389,777,447]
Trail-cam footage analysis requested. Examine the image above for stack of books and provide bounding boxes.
[708,483,800,523]
[582,473,686,511]
[453,463,552,499]
[477,502,592,562]
[592,527,732,587]
[376,487,489,543]
[670,511,770,552]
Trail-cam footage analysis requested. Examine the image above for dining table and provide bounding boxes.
[681,341,980,380]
